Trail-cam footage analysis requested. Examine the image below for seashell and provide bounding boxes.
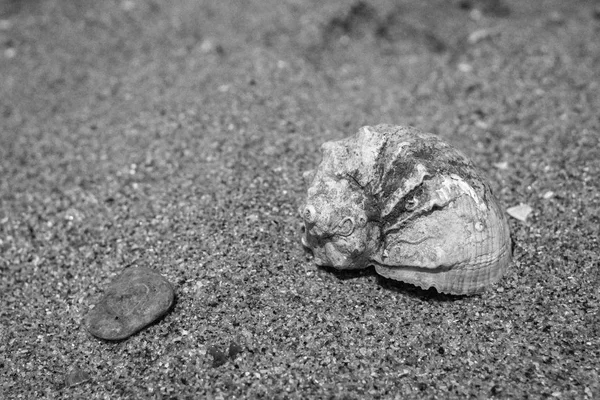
[299,124,511,294]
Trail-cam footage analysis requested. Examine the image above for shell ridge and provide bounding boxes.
[380,163,429,217]
[382,177,459,235]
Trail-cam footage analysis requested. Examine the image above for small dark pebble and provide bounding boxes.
[228,341,243,359]
[208,346,228,368]
[84,267,175,340]
[207,342,243,367]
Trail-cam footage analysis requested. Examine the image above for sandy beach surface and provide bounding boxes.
[1,0,599,398]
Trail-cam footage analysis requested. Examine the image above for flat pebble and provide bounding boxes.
[65,367,91,387]
[506,203,533,222]
[85,267,175,340]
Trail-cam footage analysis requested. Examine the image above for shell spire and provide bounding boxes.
[299,125,511,295]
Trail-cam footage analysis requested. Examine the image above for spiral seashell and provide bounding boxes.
[299,125,511,295]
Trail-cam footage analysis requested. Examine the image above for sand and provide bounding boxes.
[1,0,599,398]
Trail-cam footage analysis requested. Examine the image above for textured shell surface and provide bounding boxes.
[299,124,511,295]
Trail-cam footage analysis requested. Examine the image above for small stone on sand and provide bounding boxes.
[506,203,533,222]
[493,161,509,170]
[207,345,228,368]
[85,267,175,340]
[228,341,243,359]
[65,367,91,387]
